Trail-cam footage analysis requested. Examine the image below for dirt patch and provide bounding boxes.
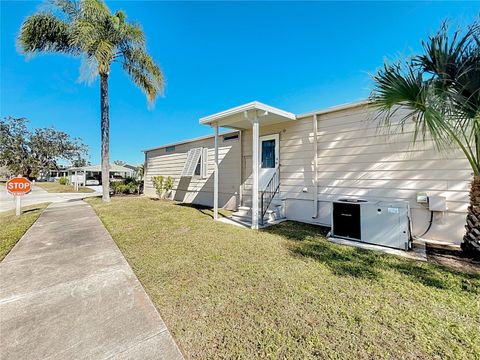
[427,243,480,274]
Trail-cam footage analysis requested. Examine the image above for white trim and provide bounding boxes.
[213,124,219,220]
[297,100,370,118]
[259,134,279,169]
[312,114,318,218]
[251,115,260,230]
[142,130,238,153]
[199,101,296,125]
[181,148,203,177]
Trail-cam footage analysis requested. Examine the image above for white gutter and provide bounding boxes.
[141,130,238,153]
[199,101,296,125]
[298,100,370,119]
[312,113,319,218]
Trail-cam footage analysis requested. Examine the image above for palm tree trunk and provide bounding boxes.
[100,73,110,202]
[462,175,480,258]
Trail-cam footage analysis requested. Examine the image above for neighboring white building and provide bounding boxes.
[68,164,136,185]
[143,101,472,245]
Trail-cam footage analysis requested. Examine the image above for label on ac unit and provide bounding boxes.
[388,207,399,214]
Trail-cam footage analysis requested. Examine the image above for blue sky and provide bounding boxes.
[1,1,478,164]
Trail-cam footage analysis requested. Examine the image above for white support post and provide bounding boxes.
[213,123,219,220]
[15,195,21,216]
[251,113,260,229]
[312,113,319,218]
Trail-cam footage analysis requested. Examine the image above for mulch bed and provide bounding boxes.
[426,243,480,274]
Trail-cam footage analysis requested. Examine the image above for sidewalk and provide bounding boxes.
[0,200,183,360]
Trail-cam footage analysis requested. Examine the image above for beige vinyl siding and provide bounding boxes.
[273,105,470,243]
[144,134,241,209]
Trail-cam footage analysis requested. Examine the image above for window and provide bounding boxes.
[223,133,239,142]
[165,145,175,153]
[261,139,276,168]
[181,147,208,178]
[194,157,201,176]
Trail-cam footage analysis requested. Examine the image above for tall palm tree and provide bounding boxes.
[18,0,164,202]
[370,20,479,257]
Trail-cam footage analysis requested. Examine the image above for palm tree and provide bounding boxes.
[18,0,164,202]
[369,20,479,257]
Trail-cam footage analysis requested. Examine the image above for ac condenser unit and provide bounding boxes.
[332,198,411,250]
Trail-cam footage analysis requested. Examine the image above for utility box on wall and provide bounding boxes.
[332,199,411,250]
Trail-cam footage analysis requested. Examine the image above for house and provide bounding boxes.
[143,101,471,245]
[38,166,69,182]
[67,164,136,185]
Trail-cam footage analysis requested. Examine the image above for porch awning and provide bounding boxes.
[199,101,296,129]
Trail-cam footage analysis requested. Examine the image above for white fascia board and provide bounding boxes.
[141,130,238,153]
[199,101,296,125]
[297,100,371,118]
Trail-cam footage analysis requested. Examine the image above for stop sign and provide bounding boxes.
[6,177,32,195]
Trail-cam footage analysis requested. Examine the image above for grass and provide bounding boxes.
[36,182,94,193]
[87,197,480,359]
[0,203,49,261]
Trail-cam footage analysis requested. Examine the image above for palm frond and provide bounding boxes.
[18,13,77,54]
[122,47,164,103]
[18,0,164,103]
[370,18,480,175]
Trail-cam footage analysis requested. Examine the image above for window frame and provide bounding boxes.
[193,147,208,179]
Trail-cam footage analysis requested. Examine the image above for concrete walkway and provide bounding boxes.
[0,200,183,360]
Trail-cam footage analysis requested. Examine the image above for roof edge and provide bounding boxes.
[199,101,296,124]
[142,130,239,153]
[297,100,371,118]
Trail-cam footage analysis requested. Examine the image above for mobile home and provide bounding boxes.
[143,101,471,245]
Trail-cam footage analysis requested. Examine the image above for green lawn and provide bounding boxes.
[87,197,480,359]
[0,203,49,261]
[36,182,94,193]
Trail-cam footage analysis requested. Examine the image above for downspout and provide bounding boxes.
[312,113,319,218]
[143,151,147,195]
[239,130,243,207]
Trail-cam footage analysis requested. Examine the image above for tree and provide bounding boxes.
[369,20,480,257]
[18,0,164,202]
[0,116,88,178]
[136,163,144,180]
[71,158,90,167]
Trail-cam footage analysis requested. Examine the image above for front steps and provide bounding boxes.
[230,199,285,226]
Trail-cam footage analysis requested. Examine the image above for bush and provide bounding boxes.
[152,176,164,197]
[165,176,173,193]
[152,176,174,199]
[58,177,68,185]
[111,181,137,195]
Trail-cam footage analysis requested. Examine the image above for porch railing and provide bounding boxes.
[259,169,280,225]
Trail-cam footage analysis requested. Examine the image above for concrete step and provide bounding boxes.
[232,205,285,224]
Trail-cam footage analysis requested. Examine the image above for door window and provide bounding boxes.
[261,139,276,168]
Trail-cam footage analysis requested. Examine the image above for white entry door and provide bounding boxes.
[259,134,279,190]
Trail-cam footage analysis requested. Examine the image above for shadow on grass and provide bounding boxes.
[175,203,230,220]
[263,221,480,293]
[21,207,43,214]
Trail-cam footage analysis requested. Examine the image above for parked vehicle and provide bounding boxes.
[85,177,100,186]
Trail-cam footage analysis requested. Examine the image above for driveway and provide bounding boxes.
[0,184,99,212]
[0,200,183,359]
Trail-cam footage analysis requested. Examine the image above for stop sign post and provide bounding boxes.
[6,176,32,216]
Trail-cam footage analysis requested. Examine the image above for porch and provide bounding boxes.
[199,101,296,229]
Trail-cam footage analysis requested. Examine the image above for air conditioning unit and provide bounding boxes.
[332,198,411,250]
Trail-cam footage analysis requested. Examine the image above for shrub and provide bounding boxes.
[58,177,68,185]
[165,176,174,193]
[152,176,174,199]
[152,176,164,197]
